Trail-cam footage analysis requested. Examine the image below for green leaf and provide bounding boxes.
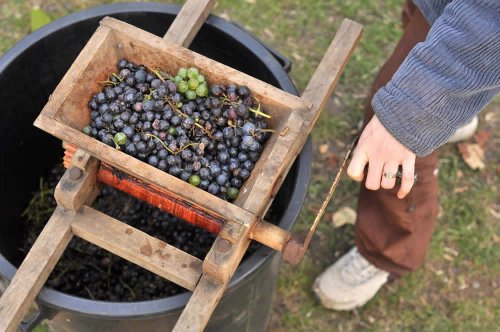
[30,8,52,32]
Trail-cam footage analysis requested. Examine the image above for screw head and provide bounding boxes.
[217,238,232,253]
[68,167,83,180]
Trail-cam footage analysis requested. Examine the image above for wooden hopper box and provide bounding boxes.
[35,17,313,223]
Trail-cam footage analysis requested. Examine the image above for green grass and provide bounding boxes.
[0,0,498,331]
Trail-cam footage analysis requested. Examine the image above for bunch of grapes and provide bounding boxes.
[173,67,208,100]
[83,59,272,201]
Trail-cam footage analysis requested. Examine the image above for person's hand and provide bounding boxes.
[347,115,416,199]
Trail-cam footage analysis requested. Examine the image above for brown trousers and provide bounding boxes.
[355,1,439,276]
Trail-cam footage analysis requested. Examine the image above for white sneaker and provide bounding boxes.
[447,116,478,143]
[313,247,389,311]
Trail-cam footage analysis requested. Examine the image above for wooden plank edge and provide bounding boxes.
[175,221,252,331]
[172,275,226,332]
[35,25,114,121]
[33,114,255,228]
[302,18,363,123]
[71,206,203,291]
[0,207,73,332]
[99,17,313,114]
[164,0,217,47]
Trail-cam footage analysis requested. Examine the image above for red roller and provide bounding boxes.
[64,144,223,234]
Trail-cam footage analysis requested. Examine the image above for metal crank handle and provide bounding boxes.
[279,136,357,265]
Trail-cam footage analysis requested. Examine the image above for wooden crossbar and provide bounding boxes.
[0,208,74,332]
[0,154,98,332]
[72,206,203,291]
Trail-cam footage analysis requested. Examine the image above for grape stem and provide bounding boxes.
[112,73,124,82]
[145,133,196,155]
[165,97,213,138]
[50,260,78,285]
[112,138,121,150]
[164,97,181,114]
[177,142,198,153]
[84,287,96,300]
[147,66,167,82]
[145,133,175,154]
[98,80,118,86]
[144,88,156,100]
[221,94,272,119]
[256,128,275,133]
[221,94,239,106]
[119,277,136,299]
[249,98,271,119]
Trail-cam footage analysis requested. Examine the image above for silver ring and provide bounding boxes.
[383,172,396,179]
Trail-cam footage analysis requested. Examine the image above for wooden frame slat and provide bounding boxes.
[35,113,256,227]
[238,19,363,217]
[174,222,252,331]
[173,275,226,332]
[163,0,217,47]
[0,148,102,332]
[40,26,114,119]
[302,19,363,127]
[0,208,73,332]
[71,206,203,291]
[102,17,311,116]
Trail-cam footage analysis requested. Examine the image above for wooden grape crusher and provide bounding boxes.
[0,1,362,331]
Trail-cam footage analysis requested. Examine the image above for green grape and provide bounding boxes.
[186,90,197,100]
[168,127,176,136]
[82,126,92,135]
[178,67,188,79]
[188,174,201,187]
[114,132,127,146]
[196,84,208,97]
[174,75,183,83]
[187,67,199,79]
[176,102,183,109]
[227,187,239,199]
[196,74,205,83]
[188,78,199,90]
[178,80,189,93]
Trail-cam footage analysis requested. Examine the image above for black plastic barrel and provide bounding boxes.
[0,3,312,331]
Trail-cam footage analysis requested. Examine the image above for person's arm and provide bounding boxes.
[348,0,500,198]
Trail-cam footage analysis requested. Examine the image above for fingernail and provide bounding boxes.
[351,175,363,182]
